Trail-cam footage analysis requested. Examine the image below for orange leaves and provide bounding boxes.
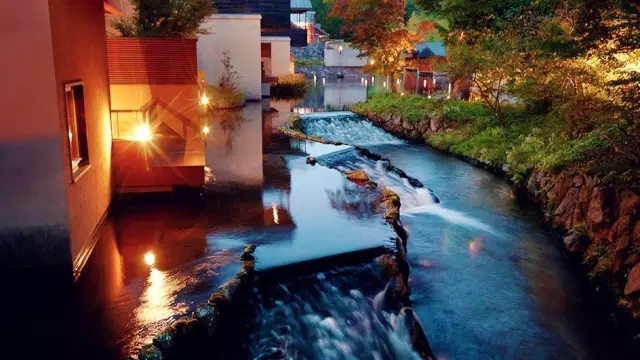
[416,20,436,34]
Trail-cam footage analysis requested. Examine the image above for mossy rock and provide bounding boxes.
[346,170,370,182]
[152,325,176,352]
[208,291,230,308]
[138,344,163,360]
[385,208,400,222]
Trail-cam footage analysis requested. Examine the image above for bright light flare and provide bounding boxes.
[369,59,375,65]
[200,94,209,106]
[202,125,210,135]
[133,123,152,142]
[144,251,155,266]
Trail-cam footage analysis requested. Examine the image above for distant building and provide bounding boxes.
[403,42,448,93]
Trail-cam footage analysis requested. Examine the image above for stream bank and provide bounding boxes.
[352,106,640,347]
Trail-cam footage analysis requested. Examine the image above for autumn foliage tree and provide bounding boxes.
[329,0,432,91]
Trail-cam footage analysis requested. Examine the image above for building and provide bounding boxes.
[198,0,311,100]
[0,0,113,279]
[403,42,448,93]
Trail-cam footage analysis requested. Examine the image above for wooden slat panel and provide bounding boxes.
[107,38,198,84]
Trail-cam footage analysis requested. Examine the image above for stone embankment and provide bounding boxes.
[136,245,257,360]
[279,117,436,359]
[354,108,640,334]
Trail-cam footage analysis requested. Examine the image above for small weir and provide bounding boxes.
[250,264,422,360]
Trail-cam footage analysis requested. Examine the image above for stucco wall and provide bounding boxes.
[198,15,262,100]
[261,36,291,77]
[0,0,71,269]
[49,0,113,269]
[324,41,368,67]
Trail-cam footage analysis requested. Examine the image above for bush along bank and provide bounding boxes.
[351,93,640,328]
[278,118,435,359]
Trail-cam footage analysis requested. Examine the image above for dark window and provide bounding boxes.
[64,81,90,180]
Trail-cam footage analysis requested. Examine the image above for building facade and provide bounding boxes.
[0,0,113,279]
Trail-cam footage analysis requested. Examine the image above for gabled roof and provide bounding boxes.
[416,42,446,58]
[291,0,313,13]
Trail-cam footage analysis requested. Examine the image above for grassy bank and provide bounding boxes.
[352,93,637,186]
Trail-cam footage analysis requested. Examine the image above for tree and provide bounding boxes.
[111,0,216,38]
[330,0,433,91]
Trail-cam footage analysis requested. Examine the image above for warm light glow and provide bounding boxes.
[364,79,368,87]
[447,83,452,99]
[371,77,375,84]
[133,123,152,142]
[401,92,405,96]
[144,251,155,266]
[202,125,210,135]
[200,94,209,106]
[423,79,427,87]
[272,203,279,224]
[338,45,343,52]
[383,81,387,88]
[369,59,375,65]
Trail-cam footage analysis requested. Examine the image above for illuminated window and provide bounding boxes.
[64,81,90,180]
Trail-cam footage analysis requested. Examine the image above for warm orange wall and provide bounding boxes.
[0,0,70,260]
[48,0,113,264]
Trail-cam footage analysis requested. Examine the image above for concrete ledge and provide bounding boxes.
[261,36,291,42]
[209,14,261,20]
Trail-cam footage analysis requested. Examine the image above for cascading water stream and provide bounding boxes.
[302,113,495,234]
[249,266,422,360]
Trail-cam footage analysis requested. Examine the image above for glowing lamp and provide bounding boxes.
[369,59,375,65]
[200,94,209,106]
[202,125,210,135]
[144,251,155,266]
[133,123,152,142]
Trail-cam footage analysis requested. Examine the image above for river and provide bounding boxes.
[2,79,631,359]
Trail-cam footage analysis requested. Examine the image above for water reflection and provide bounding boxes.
[205,103,263,188]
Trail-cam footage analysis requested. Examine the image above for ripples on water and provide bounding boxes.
[250,265,421,360]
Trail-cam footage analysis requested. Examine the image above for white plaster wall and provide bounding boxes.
[262,36,291,77]
[324,41,368,67]
[198,15,262,100]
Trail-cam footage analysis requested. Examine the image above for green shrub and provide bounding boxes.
[294,58,324,66]
[356,92,626,181]
[206,85,245,109]
[271,74,309,99]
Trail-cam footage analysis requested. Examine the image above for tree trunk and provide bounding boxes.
[389,72,398,92]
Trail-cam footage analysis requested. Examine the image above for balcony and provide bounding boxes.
[261,26,307,47]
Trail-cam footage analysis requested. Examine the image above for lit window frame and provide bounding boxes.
[64,80,91,182]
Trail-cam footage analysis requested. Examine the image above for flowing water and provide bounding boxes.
[250,265,422,360]
[299,111,631,359]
